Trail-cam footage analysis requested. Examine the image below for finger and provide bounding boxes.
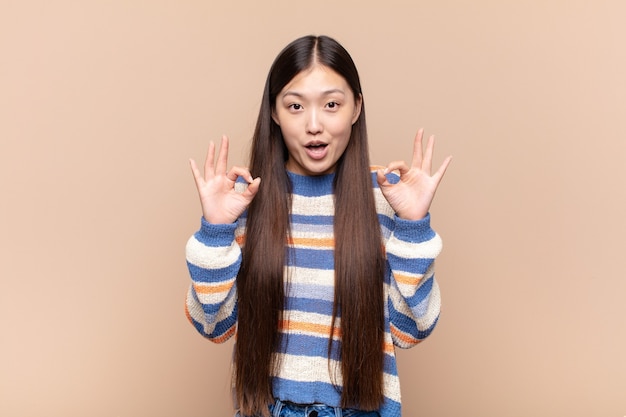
[203,141,216,180]
[422,134,435,174]
[433,155,453,184]
[376,168,390,187]
[242,177,262,199]
[384,161,411,176]
[227,166,254,183]
[189,158,203,187]
[215,135,229,176]
[411,128,424,168]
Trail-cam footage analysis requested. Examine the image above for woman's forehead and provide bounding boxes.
[280,65,350,98]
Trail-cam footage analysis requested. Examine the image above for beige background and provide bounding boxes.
[1,1,624,416]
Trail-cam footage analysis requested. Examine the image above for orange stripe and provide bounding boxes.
[239,234,332,247]
[184,303,193,323]
[393,272,422,286]
[185,303,235,343]
[289,236,335,248]
[280,320,341,338]
[193,281,234,295]
[280,320,395,353]
[390,324,421,346]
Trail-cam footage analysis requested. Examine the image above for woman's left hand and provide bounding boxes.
[377,128,452,221]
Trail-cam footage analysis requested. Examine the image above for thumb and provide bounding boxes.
[376,168,390,187]
[242,177,261,199]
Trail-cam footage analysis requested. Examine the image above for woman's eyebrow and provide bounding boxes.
[320,88,346,96]
[281,91,304,98]
[281,88,346,98]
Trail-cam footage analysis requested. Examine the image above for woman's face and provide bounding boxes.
[272,64,362,176]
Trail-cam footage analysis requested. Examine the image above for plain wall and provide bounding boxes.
[1,1,624,416]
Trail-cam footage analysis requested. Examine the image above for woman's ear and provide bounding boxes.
[351,93,363,125]
[272,109,280,126]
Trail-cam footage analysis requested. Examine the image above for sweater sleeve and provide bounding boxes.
[385,213,443,348]
[184,217,242,343]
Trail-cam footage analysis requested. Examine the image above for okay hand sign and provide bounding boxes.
[189,135,261,224]
[377,129,452,221]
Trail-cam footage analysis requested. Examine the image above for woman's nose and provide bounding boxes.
[305,109,323,134]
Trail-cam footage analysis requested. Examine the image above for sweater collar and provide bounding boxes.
[287,170,335,196]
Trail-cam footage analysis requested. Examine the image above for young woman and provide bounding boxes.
[185,35,451,417]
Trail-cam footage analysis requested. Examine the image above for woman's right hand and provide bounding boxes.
[189,135,261,224]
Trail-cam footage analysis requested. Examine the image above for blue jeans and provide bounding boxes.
[235,399,381,417]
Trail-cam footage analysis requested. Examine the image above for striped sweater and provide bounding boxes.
[185,169,442,417]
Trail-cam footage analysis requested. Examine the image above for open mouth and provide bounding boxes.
[306,143,327,150]
[304,142,328,160]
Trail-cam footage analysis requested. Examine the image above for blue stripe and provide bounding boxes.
[200,300,221,316]
[378,213,395,236]
[291,214,393,231]
[288,248,334,269]
[386,253,434,276]
[288,172,334,196]
[189,290,238,340]
[287,294,335,314]
[291,215,393,237]
[371,171,400,186]
[410,289,433,318]
[272,378,341,406]
[208,305,238,340]
[391,214,436,242]
[271,378,401,415]
[190,316,210,338]
[291,214,334,225]
[389,300,439,339]
[403,275,435,311]
[287,283,334,303]
[196,218,239,246]
[186,260,240,283]
[278,333,339,359]
[379,397,401,417]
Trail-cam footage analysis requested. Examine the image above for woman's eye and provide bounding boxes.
[289,103,302,110]
[326,101,339,109]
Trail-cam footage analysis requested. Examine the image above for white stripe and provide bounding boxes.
[386,233,442,259]
[283,311,337,335]
[193,277,235,304]
[287,266,334,286]
[273,353,341,384]
[185,235,240,269]
[291,195,335,216]
[291,226,334,241]
[186,285,237,331]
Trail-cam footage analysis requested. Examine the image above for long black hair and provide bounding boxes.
[234,35,386,416]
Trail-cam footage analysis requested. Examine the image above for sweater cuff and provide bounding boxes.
[195,217,239,247]
[393,213,436,243]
